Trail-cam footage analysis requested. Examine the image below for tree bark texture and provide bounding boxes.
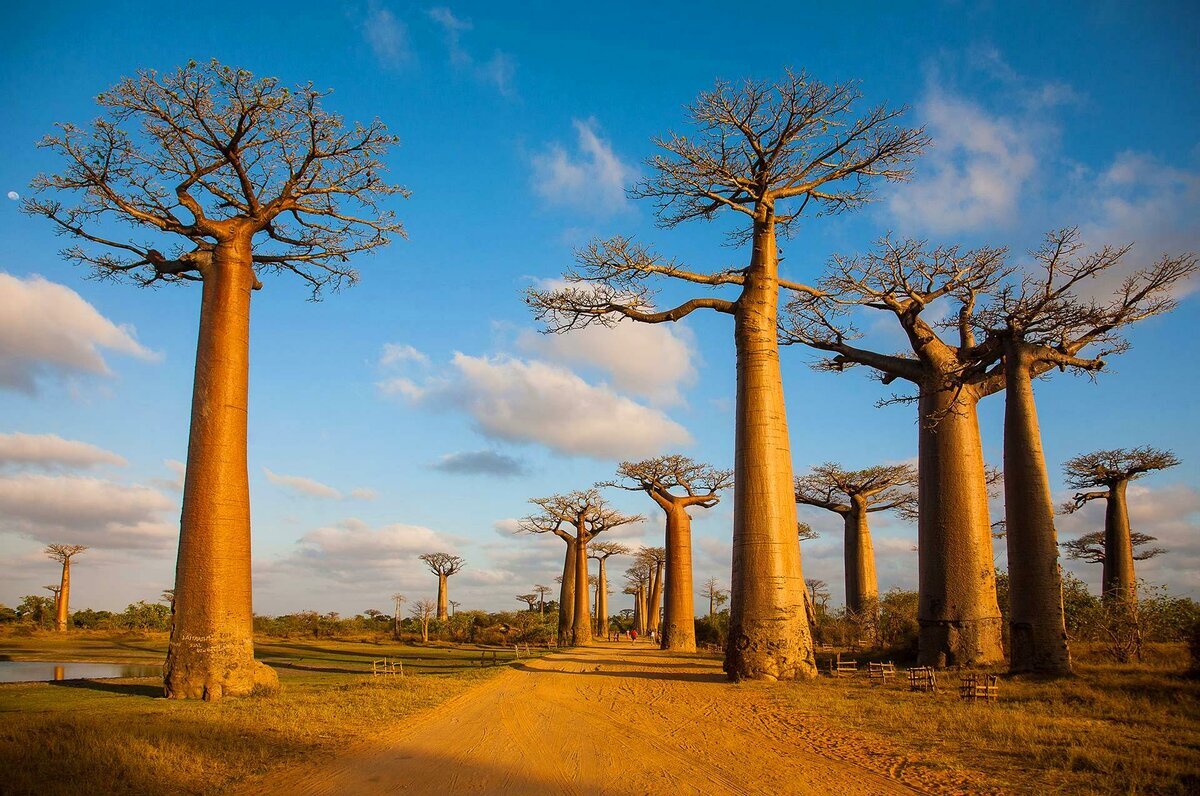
[916,382,1004,668]
[572,538,593,645]
[1104,481,1137,603]
[595,559,609,636]
[558,538,576,642]
[1003,347,1072,674]
[54,559,71,632]
[436,573,449,621]
[725,218,815,680]
[647,559,664,635]
[661,506,697,652]
[843,499,879,616]
[164,239,278,700]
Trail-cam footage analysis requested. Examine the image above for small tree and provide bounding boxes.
[25,61,406,700]
[701,577,729,618]
[410,600,436,643]
[391,593,407,638]
[532,584,551,615]
[419,553,465,621]
[516,594,539,612]
[44,544,87,632]
[1061,447,1180,604]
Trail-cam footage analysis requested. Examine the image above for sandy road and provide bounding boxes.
[245,643,972,795]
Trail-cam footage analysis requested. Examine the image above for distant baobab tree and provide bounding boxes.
[625,562,652,636]
[516,594,539,612]
[410,599,436,643]
[1063,530,1164,566]
[968,229,1195,674]
[587,541,629,636]
[391,593,406,637]
[419,553,465,621]
[527,71,925,681]
[448,600,461,616]
[638,547,667,638]
[520,490,640,645]
[533,584,551,615]
[1061,447,1181,605]
[602,456,731,652]
[44,585,62,623]
[44,544,87,632]
[701,577,729,619]
[24,61,407,700]
[794,463,915,619]
[784,240,1012,668]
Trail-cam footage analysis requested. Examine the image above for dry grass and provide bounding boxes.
[779,644,1200,795]
[0,631,527,795]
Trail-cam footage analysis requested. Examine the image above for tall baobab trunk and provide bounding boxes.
[54,560,72,632]
[1003,347,1072,674]
[726,216,815,680]
[916,383,1004,668]
[662,506,697,652]
[596,559,609,636]
[843,497,879,616]
[1104,481,1137,603]
[647,559,664,635]
[558,538,576,641]
[634,585,647,636]
[436,573,449,621]
[165,240,278,700]
[572,538,593,645]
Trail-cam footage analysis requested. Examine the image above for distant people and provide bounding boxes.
[630,629,638,642]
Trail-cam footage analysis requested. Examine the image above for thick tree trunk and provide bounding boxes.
[559,538,576,642]
[647,560,664,635]
[1104,480,1137,604]
[436,573,449,621]
[55,560,70,632]
[165,240,277,701]
[1003,350,1072,674]
[726,216,815,680]
[916,381,1004,668]
[662,505,697,652]
[572,537,593,646]
[596,559,609,636]
[843,501,879,616]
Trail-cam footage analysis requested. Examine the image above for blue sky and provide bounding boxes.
[1,1,1197,616]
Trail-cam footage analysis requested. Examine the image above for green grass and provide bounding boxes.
[780,644,1200,795]
[0,630,540,795]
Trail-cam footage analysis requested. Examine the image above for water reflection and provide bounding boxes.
[0,661,161,683]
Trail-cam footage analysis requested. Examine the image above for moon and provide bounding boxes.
[5,192,18,201]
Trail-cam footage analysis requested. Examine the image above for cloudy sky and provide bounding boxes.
[1,1,1197,617]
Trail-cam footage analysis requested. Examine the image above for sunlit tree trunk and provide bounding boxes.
[165,239,278,701]
[635,585,647,636]
[572,537,593,645]
[726,216,815,680]
[436,573,449,621]
[54,560,71,632]
[662,506,697,652]
[1004,346,1072,674]
[843,497,879,616]
[1104,481,1137,603]
[916,381,1004,668]
[647,559,664,635]
[596,559,609,637]
[559,538,576,642]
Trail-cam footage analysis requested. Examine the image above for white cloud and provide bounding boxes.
[273,518,455,582]
[0,432,126,470]
[531,119,636,215]
[889,87,1036,233]
[492,518,522,537]
[0,273,158,395]
[518,319,696,406]
[433,450,527,477]
[0,472,177,550]
[262,468,376,501]
[427,6,515,95]
[390,352,691,459]
[361,0,412,69]
[379,342,429,368]
[155,459,186,493]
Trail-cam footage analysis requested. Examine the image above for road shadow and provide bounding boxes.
[46,678,162,697]
[514,662,726,684]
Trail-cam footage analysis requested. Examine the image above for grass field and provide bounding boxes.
[0,631,539,795]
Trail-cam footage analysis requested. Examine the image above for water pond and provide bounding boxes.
[0,660,161,683]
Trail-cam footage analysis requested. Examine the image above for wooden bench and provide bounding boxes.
[828,653,858,677]
[958,673,999,703]
[868,661,896,683]
[908,666,937,692]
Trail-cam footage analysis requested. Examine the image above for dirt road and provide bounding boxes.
[247,643,975,795]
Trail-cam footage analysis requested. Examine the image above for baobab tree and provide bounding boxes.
[1063,530,1165,567]
[701,577,729,618]
[967,229,1195,674]
[533,584,551,615]
[419,553,465,620]
[44,544,87,632]
[520,490,641,645]
[588,541,629,636]
[391,593,406,638]
[410,600,436,643]
[24,62,406,700]
[625,562,652,636]
[516,594,539,612]
[1061,447,1181,604]
[794,463,915,620]
[636,547,667,638]
[526,71,924,680]
[783,240,1012,667]
[601,456,732,652]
